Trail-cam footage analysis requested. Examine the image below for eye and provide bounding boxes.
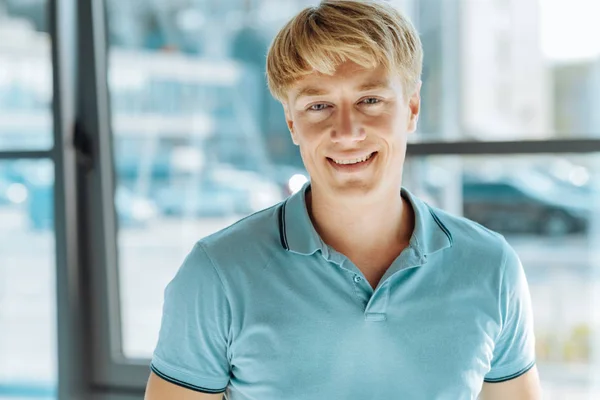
[308,103,330,112]
[361,97,381,105]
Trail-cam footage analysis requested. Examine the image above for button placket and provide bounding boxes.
[365,280,390,321]
[350,272,370,307]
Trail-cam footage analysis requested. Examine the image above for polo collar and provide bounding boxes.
[278,183,453,258]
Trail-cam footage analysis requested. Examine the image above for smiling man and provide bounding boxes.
[145,1,541,399]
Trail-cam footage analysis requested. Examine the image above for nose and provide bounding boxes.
[330,106,366,144]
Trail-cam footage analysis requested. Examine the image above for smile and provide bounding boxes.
[331,152,376,165]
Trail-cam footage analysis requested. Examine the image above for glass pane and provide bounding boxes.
[0,1,53,151]
[415,0,600,142]
[0,159,56,399]
[403,153,600,398]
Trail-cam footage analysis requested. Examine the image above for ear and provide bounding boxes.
[407,80,422,134]
[283,103,299,146]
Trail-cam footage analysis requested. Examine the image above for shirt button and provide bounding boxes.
[354,275,362,283]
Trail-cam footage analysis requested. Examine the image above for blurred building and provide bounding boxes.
[460,0,551,140]
[553,59,600,138]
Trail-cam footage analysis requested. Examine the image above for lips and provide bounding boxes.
[327,151,377,165]
[326,151,378,172]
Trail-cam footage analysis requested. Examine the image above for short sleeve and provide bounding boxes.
[484,241,536,383]
[150,242,231,393]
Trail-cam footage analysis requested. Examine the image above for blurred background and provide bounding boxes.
[1,0,600,399]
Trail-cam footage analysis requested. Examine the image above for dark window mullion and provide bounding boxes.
[0,150,54,159]
[407,139,600,155]
[77,0,151,393]
[49,0,87,399]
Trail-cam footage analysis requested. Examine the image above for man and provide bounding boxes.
[145,1,542,399]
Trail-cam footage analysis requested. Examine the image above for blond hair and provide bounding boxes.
[266,0,423,102]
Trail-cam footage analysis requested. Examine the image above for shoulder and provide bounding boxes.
[430,204,506,247]
[431,203,510,250]
[165,201,286,298]
[425,202,515,275]
[193,201,286,268]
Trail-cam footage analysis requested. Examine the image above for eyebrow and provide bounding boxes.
[295,86,329,99]
[293,79,392,104]
[356,79,391,92]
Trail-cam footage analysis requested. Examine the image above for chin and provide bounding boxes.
[329,179,379,196]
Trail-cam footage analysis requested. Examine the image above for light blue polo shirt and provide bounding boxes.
[151,183,536,399]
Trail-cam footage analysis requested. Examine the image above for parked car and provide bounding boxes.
[462,175,590,236]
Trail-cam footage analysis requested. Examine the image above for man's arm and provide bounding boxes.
[145,372,224,400]
[479,366,541,400]
[148,243,232,397]
[481,240,539,398]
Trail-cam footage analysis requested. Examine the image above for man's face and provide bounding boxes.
[283,61,421,199]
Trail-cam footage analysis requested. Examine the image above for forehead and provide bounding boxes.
[286,62,402,103]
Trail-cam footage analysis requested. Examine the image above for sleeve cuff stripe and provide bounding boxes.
[484,360,536,383]
[150,364,227,394]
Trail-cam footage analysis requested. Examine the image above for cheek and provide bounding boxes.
[370,111,407,162]
[364,108,401,133]
[293,119,329,146]
[292,127,323,161]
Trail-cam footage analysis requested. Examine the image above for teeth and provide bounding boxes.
[333,153,373,165]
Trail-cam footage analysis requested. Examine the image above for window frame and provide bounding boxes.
[0,0,86,398]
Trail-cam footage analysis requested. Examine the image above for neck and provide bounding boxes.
[306,184,413,255]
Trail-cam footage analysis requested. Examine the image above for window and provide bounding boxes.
[419,0,600,141]
[0,2,53,151]
[0,1,57,399]
[0,160,56,399]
